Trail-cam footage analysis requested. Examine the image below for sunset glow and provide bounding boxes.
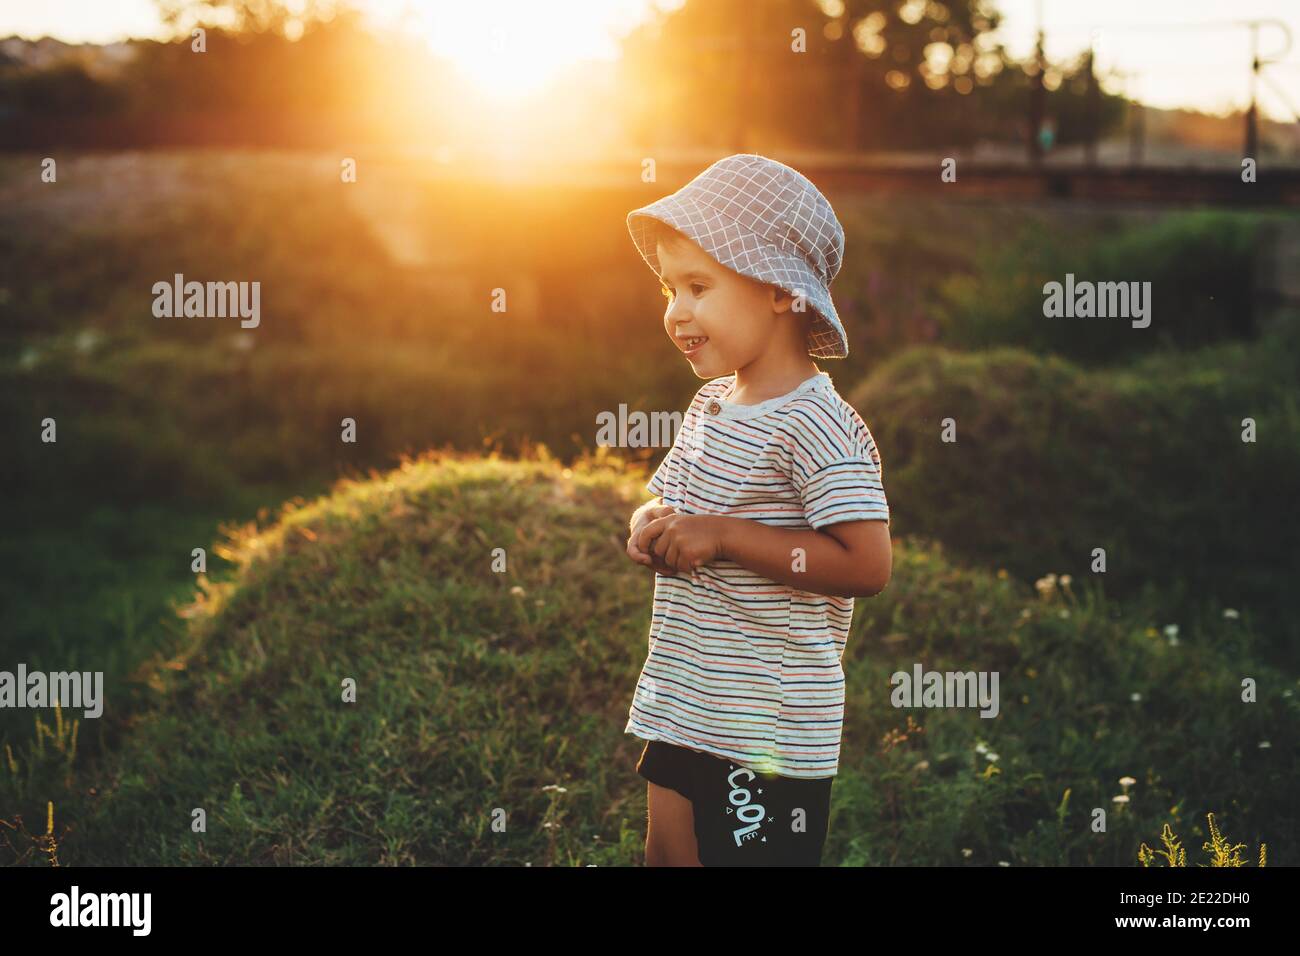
[372,0,662,101]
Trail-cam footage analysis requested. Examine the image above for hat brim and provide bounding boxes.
[627,195,848,359]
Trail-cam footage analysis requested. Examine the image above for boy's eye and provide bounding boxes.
[661,283,705,298]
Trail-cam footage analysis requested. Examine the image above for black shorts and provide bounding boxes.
[636,739,834,866]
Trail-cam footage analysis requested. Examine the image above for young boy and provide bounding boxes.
[622,154,892,867]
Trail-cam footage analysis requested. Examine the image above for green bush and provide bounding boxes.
[935,211,1263,363]
[851,339,1300,666]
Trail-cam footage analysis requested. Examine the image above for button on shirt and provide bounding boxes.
[625,371,890,779]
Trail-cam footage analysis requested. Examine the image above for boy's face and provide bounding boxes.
[656,234,795,379]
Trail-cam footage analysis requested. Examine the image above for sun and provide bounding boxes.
[383,0,659,102]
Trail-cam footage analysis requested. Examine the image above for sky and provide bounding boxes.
[2,0,1298,119]
[994,0,1300,120]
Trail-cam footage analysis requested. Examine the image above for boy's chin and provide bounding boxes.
[687,355,728,378]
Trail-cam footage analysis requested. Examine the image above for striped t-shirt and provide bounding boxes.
[625,370,889,779]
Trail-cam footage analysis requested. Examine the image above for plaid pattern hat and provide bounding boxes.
[626,153,849,358]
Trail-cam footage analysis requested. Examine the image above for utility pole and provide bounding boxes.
[1084,39,1099,167]
[1028,0,1046,164]
[1243,19,1295,158]
[1245,20,1259,159]
[846,22,864,154]
[1111,69,1145,167]
[1131,96,1145,167]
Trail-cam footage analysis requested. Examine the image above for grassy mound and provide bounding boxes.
[3,451,1295,865]
[851,338,1300,667]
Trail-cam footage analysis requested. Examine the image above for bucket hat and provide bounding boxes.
[626,153,848,358]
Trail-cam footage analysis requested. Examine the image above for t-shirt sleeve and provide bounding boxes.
[786,399,890,529]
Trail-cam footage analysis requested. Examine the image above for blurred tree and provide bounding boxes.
[153,0,352,38]
[1048,52,1127,150]
[832,0,1008,149]
[620,0,1122,153]
[0,61,124,116]
[116,2,461,146]
[0,0,1128,152]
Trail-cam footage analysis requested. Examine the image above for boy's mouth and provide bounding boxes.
[678,335,709,357]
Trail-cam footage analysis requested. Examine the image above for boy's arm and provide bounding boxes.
[715,516,891,599]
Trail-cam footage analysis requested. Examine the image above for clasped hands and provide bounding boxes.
[626,504,726,575]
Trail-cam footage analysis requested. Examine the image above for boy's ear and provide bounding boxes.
[769,285,795,315]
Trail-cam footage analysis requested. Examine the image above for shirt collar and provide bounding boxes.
[709,371,830,420]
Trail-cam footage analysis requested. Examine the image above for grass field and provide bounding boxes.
[1,151,1295,865]
[4,452,1295,865]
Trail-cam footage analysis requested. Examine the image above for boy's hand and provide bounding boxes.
[628,504,678,573]
[637,513,726,574]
